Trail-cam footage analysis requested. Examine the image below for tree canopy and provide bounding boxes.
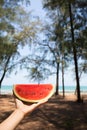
[0,0,41,87]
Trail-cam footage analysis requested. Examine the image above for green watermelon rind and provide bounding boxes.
[13,84,55,103]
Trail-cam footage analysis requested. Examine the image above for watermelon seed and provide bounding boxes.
[47,88,50,90]
[40,93,43,95]
[17,89,21,93]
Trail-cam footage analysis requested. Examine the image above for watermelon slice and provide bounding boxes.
[13,84,55,103]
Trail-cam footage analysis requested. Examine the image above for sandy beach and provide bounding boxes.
[0,93,87,130]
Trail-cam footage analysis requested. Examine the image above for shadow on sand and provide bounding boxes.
[0,95,87,130]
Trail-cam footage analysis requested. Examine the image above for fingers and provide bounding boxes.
[30,99,48,109]
[14,96,48,111]
[37,99,48,105]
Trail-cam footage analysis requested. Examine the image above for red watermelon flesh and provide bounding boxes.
[13,84,54,102]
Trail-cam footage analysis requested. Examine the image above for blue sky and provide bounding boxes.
[2,0,87,86]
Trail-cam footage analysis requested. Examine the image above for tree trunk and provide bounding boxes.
[62,57,65,98]
[55,62,59,95]
[0,56,11,95]
[68,2,82,102]
[0,82,1,95]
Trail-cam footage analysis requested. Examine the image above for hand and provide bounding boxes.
[15,98,48,116]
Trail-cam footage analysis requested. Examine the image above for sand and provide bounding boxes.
[0,93,87,130]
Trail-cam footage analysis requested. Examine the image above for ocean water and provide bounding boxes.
[0,85,87,94]
[59,86,87,93]
[1,85,13,94]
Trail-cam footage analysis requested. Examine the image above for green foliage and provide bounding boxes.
[42,0,87,71]
[42,0,87,98]
[0,0,44,86]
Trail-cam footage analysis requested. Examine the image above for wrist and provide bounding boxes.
[15,109,25,118]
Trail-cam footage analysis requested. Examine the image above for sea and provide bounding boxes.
[0,85,87,94]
